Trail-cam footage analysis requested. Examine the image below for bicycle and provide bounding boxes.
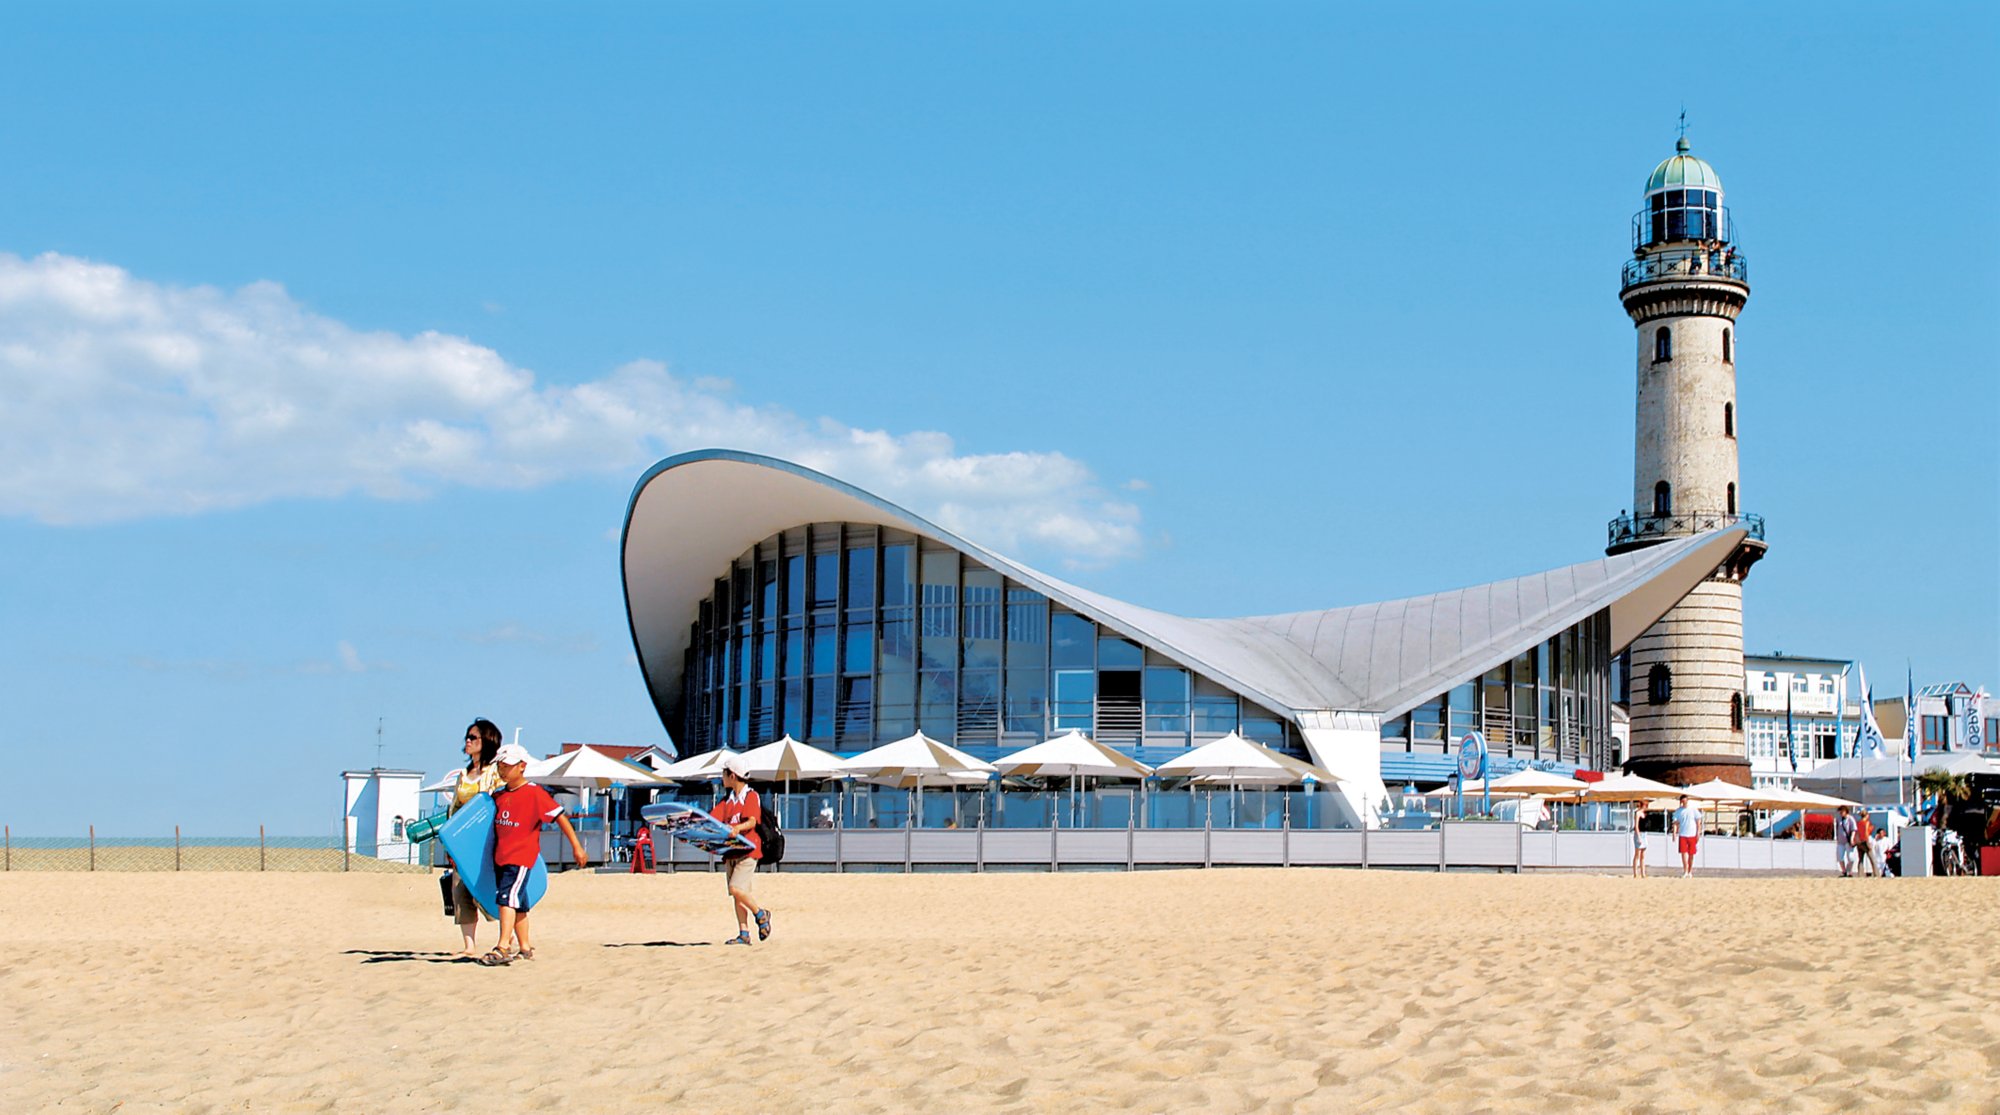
[1938,830,1972,877]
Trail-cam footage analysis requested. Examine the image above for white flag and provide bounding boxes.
[1855,664,1888,760]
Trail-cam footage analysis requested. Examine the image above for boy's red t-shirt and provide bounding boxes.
[492,782,565,866]
[712,788,762,860]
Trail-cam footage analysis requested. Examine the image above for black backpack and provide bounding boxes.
[753,786,785,866]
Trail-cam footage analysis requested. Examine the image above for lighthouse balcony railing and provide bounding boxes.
[1621,246,1749,289]
[1607,511,1764,550]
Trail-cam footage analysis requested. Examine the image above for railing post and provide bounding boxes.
[175,825,182,872]
[342,812,350,872]
[1280,795,1296,875]
[89,824,96,872]
[259,825,267,872]
[1203,791,1212,869]
[4,824,9,872]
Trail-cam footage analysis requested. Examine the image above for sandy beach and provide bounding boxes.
[1,868,1994,1114]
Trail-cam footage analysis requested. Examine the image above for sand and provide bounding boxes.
[0,868,1994,1114]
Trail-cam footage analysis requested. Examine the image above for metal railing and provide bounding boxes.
[0,824,430,872]
[1607,510,1764,550]
[1622,246,1749,289]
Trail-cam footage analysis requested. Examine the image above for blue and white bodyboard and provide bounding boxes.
[437,792,549,917]
[641,801,753,857]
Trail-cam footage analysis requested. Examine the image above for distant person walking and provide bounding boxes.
[1631,802,1649,878]
[1672,794,1702,877]
[1835,806,1857,877]
[713,755,773,946]
[1852,810,1877,877]
[444,719,503,957]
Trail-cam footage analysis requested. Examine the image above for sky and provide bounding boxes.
[1,3,1994,835]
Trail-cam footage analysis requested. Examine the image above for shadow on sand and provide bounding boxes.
[601,940,716,949]
[345,948,477,965]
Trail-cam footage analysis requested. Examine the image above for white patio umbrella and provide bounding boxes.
[1578,771,1686,803]
[1681,778,1764,805]
[995,730,1152,829]
[735,735,849,781]
[658,747,736,782]
[1455,768,1590,797]
[1153,731,1337,785]
[839,731,997,828]
[420,771,463,794]
[1155,732,1336,830]
[530,745,671,789]
[838,731,998,788]
[994,730,1154,779]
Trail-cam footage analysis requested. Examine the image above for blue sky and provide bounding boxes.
[1,3,1993,834]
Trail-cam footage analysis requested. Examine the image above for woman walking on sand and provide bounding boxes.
[1631,802,1648,878]
[444,719,504,957]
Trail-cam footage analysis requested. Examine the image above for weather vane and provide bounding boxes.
[1677,107,1688,142]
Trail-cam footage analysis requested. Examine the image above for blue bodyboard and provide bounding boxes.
[641,800,753,857]
[437,792,549,918]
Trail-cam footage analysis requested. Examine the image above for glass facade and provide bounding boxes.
[1375,609,1617,771]
[677,524,1304,764]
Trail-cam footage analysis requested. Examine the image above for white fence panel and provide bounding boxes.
[981,829,1055,864]
[1287,830,1362,866]
[1055,830,1130,865]
[1368,830,1441,867]
[1443,822,1519,868]
[782,832,838,865]
[837,830,909,865]
[1210,830,1285,866]
[911,831,980,864]
[1132,830,1208,865]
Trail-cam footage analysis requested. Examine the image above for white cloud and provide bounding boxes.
[0,251,1144,564]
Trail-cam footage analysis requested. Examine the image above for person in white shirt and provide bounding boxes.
[1672,794,1703,877]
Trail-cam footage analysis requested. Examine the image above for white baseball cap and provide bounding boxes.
[720,754,749,779]
[494,743,533,767]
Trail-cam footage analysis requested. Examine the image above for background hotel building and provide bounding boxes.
[1742,653,1863,793]
[621,452,1747,827]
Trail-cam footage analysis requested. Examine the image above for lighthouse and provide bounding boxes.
[1607,134,1766,786]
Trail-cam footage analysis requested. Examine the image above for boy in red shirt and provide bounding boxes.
[712,755,773,945]
[483,743,588,966]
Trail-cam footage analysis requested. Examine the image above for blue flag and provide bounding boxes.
[1906,665,1919,761]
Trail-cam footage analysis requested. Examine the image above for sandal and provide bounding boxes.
[755,908,772,941]
[725,931,753,946]
[516,947,536,961]
[477,948,516,967]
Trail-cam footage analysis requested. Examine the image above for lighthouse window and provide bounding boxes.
[1722,328,1733,363]
[1653,327,1671,362]
[1647,664,1672,705]
[1723,402,1734,437]
[1727,483,1737,515]
[1653,481,1671,517]
[1730,693,1744,731]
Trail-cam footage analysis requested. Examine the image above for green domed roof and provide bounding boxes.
[1646,137,1722,193]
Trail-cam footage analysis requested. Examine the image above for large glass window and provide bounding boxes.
[678,524,1317,759]
[1144,666,1189,738]
[1053,670,1095,731]
[1051,613,1094,668]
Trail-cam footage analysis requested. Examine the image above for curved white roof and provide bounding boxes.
[622,451,1747,726]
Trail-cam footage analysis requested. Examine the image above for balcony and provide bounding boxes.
[1622,246,1749,290]
[1607,510,1764,551]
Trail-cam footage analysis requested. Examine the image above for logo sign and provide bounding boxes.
[1969,700,1985,753]
[1457,732,1488,780]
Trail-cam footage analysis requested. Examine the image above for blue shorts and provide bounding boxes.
[495,863,537,911]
